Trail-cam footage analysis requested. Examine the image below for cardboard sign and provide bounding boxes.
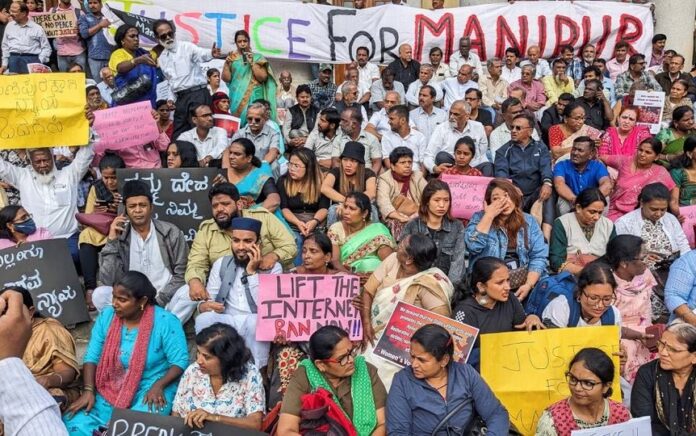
[372,302,478,367]
[257,274,362,341]
[480,326,622,436]
[32,10,78,38]
[0,240,89,326]
[93,102,161,153]
[440,174,494,220]
[633,90,666,134]
[680,205,696,248]
[0,73,89,149]
[117,168,218,243]
[108,408,267,436]
[571,416,651,436]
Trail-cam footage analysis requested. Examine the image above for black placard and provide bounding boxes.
[117,168,218,243]
[108,408,267,436]
[0,239,89,325]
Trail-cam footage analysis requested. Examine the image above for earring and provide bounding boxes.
[140,304,145,311]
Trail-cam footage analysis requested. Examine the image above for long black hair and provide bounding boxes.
[403,233,437,271]
[411,324,454,365]
[114,271,157,305]
[196,323,253,383]
[0,205,21,240]
[568,347,615,398]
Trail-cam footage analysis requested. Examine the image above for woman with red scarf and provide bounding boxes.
[63,272,189,436]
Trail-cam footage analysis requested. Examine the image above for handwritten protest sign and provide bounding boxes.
[108,408,267,436]
[257,274,362,341]
[32,10,78,38]
[480,326,621,436]
[571,416,651,436]
[373,302,478,367]
[93,102,161,153]
[0,240,89,326]
[440,174,494,220]
[681,205,696,248]
[634,90,666,134]
[117,168,218,242]
[0,73,89,149]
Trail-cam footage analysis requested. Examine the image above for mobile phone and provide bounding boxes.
[95,199,109,207]
[645,324,665,352]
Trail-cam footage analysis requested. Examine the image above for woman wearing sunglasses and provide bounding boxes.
[536,348,631,435]
[276,325,387,436]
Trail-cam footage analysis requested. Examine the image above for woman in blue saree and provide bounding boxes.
[64,272,188,436]
[221,30,277,126]
[108,24,159,107]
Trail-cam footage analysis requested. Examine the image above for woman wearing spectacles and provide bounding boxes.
[276,325,387,436]
[631,323,696,435]
[547,101,602,161]
[536,348,631,435]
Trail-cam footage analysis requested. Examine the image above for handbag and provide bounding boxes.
[392,194,419,216]
[76,212,116,236]
[508,266,529,290]
[111,73,152,105]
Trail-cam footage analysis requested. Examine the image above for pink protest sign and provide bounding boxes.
[93,101,160,153]
[440,174,495,220]
[256,274,362,342]
[681,205,696,248]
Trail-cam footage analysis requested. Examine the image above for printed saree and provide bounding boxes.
[339,223,395,273]
[227,53,277,126]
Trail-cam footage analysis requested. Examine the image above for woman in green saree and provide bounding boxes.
[222,30,277,126]
[656,106,695,166]
[328,192,395,275]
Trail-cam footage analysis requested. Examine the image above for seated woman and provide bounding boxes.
[361,234,454,388]
[277,325,387,436]
[662,79,692,124]
[155,100,174,139]
[108,24,158,107]
[536,348,631,435]
[278,148,329,265]
[656,106,695,164]
[327,191,395,274]
[464,178,548,301]
[631,323,696,436]
[670,136,696,206]
[601,138,679,221]
[386,324,509,435]
[376,147,426,239]
[550,188,616,275]
[206,68,228,96]
[598,106,651,159]
[453,257,544,370]
[173,323,264,430]
[401,179,466,282]
[64,271,189,436]
[165,140,201,169]
[0,205,51,250]
[0,286,79,409]
[548,102,602,161]
[439,136,484,178]
[79,152,125,311]
[321,141,378,227]
[224,138,281,215]
[615,183,691,267]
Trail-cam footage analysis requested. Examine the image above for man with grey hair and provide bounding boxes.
[424,100,491,175]
[387,43,420,89]
[449,36,483,79]
[276,70,296,109]
[97,66,116,106]
[366,90,414,141]
[332,106,382,173]
[520,45,552,79]
[334,81,368,127]
[405,63,443,107]
[232,102,281,170]
[507,64,547,111]
[441,64,478,110]
[336,67,370,105]
[478,57,508,110]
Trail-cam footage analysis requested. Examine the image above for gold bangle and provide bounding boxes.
[83,385,94,392]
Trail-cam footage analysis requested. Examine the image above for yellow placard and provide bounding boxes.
[0,73,89,149]
[480,326,622,436]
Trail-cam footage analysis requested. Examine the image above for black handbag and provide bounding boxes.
[430,398,521,436]
[111,74,152,105]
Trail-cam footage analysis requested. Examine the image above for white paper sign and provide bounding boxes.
[570,416,651,436]
[633,90,666,135]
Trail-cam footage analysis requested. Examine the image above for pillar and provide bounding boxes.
[654,0,696,67]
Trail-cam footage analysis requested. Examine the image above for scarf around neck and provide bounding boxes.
[391,171,411,196]
[655,363,696,435]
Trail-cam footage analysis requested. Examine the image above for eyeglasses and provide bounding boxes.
[288,162,305,170]
[657,340,690,354]
[510,125,530,131]
[158,31,175,40]
[322,347,359,366]
[196,113,213,118]
[247,117,263,123]
[565,372,602,391]
[582,291,616,306]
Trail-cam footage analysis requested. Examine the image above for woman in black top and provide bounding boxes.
[278,148,330,265]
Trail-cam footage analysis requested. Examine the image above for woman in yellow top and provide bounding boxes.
[108,24,159,107]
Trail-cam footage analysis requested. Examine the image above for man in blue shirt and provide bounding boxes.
[665,249,696,325]
[553,136,612,215]
[78,0,115,81]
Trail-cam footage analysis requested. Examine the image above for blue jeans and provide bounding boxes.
[57,52,86,72]
[87,58,109,81]
[66,232,80,272]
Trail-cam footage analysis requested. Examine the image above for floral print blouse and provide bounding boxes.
[173,362,265,418]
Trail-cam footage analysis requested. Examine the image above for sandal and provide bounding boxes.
[86,289,97,312]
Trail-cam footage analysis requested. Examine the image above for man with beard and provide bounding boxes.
[193,216,281,368]
[0,109,96,264]
[92,180,189,312]
[168,183,295,323]
[153,19,225,138]
[304,107,340,171]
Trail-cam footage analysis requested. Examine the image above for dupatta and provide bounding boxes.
[227,53,277,126]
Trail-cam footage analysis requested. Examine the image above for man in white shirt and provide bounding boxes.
[381,105,426,171]
[305,107,341,170]
[366,90,404,141]
[177,104,228,166]
[501,47,522,84]
[195,216,282,368]
[429,46,451,83]
[355,46,380,91]
[440,64,478,110]
[405,64,443,107]
[92,180,189,311]
[410,85,447,144]
[520,45,552,79]
[336,67,371,107]
[424,100,491,176]
[153,19,224,138]
[0,1,51,74]
[448,36,483,80]
[369,68,406,112]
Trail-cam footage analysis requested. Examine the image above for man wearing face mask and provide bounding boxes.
[0,110,97,264]
[153,19,225,139]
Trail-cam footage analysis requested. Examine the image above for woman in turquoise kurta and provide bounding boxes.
[222,29,277,127]
[64,272,189,436]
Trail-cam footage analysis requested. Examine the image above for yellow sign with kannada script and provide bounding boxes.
[0,73,89,149]
[480,326,622,436]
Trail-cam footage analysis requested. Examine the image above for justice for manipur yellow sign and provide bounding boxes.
[480,326,622,436]
[0,73,89,149]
